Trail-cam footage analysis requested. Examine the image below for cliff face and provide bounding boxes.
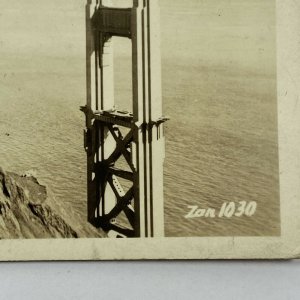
[0,167,79,239]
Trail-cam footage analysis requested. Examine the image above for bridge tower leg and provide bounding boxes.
[82,0,168,238]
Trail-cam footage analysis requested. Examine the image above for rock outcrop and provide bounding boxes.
[0,167,79,239]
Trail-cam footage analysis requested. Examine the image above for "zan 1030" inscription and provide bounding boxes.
[184,201,257,219]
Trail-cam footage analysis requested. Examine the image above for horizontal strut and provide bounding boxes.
[92,7,132,38]
[80,106,169,129]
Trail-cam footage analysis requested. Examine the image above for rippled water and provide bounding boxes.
[0,0,279,237]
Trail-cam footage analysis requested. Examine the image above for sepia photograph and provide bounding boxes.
[0,0,298,260]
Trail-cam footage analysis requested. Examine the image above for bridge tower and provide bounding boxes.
[81,0,168,237]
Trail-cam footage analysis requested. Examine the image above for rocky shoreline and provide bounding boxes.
[0,167,81,239]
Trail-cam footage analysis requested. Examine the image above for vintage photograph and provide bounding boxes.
[0,0,280,243]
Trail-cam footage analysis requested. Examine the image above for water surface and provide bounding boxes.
[0,0,279,237]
